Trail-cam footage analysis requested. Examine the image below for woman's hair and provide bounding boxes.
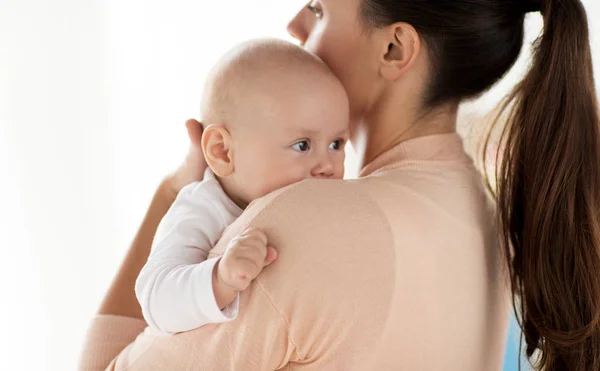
[361,0,600,370]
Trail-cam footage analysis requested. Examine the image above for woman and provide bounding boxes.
[80,0,600,370]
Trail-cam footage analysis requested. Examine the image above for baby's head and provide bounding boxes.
[200,38,349,208]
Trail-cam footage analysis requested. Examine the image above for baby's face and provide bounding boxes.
[229,77,349,205]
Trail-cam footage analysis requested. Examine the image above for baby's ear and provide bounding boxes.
[201,124,235,177]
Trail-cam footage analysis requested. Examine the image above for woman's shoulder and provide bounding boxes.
[247,177,378,224]
[210,178,390,256]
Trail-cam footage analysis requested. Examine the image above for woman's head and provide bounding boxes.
[288,0,527,123]
[288,0,388,126]
[291,1,600,370]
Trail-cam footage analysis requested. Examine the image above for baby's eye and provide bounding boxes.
[329,139,345,151]
[306,2,323,19]
[292,140,311,152]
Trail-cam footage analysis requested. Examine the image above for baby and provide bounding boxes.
[135,38,350,334]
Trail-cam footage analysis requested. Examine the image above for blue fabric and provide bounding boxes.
[503,315,529,371]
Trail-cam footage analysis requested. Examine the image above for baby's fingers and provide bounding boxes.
[230,257,263,289]
[239,228,268,246]
[264,246,278,266]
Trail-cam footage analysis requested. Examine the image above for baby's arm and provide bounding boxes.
[135,173,242,334]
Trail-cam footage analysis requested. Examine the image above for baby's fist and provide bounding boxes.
[217,228,277,292]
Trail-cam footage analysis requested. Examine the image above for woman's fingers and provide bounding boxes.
[185,118,204,148]
[167,119,209,195]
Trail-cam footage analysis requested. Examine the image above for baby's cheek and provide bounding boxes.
[333,158,346,179]
[258,178,293,198]
[258,172,304,198]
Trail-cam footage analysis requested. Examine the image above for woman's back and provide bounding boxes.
[357,133,509,370]
[101,133,510,370]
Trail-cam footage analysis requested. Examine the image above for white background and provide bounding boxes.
[0,1,598,370]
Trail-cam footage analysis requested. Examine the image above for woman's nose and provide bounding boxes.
[287,9,308,45]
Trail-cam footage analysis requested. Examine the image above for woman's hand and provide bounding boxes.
[95,120,208,320]
[164,119,208,199]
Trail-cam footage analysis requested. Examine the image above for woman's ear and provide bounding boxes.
[380,23,421,81]
[201,125,235,177]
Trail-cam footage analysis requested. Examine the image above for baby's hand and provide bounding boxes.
[213,228,277,309]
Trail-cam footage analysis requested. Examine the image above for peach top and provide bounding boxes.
[79,133,510,371]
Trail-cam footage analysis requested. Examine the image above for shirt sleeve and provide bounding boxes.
[78,315,147,371]
[135,172,243,334]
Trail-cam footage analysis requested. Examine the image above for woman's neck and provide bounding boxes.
[351,99,458,171]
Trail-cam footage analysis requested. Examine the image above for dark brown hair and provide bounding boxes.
[361,0,600,370]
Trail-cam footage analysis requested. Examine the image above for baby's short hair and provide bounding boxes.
[200,38,338,128]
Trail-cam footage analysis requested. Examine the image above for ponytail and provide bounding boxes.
[485,0,600,369]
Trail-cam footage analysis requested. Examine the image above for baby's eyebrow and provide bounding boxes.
[286,127,349,138]
[335,128,351,137]
[286,127,320,137]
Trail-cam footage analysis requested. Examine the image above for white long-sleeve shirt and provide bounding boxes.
[135,170,243,334]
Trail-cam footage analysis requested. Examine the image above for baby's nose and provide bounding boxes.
[311,157,335,178]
